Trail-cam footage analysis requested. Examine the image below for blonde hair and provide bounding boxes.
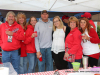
[53,16,64,31]
[68,16,79,27]
[5,11,16,21]
[17,12,26,26]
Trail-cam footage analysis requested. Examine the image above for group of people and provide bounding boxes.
[53,12,100,69]
[0,10,100,74]
[0,11,38,74]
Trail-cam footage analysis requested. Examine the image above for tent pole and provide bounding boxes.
[49,0,57,11]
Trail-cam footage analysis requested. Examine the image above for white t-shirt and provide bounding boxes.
[51,28,65,54]
[81,29,99,55]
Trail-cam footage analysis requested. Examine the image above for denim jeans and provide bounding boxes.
[68,59,82,69]
[38,47,53,72]
[27,53,37,73]
[19,57,28,74]
[2,50,20,73]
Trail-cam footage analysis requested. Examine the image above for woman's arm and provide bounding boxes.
[89,28,100,43]
[24,29,34,44]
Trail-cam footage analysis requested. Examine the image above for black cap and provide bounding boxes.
[41,10,48,14]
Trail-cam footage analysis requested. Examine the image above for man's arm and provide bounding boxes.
[34,23,40,52]
[34,23,42,59]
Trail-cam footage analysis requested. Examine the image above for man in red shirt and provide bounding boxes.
[81,12,96,29]
[0,11,25,73]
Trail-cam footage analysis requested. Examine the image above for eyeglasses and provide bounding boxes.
[53,20,60,23]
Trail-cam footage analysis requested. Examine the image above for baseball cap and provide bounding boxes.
[81,12,91,18]
[62,15,69,21]
[41,10,48,14]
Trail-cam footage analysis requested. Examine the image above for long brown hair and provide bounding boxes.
[26,16,37,29]
[27,16,37,25]
[79,17,91,34]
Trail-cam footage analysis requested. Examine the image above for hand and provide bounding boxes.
[64,52,69,58]
[6,30,13,36]
[82,34,90,41]
[36,51,42,59]
[31,33,36,38]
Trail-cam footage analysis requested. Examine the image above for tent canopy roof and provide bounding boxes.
[0,0,100,12]
[0,0,100,21]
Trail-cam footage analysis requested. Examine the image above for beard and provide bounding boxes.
[8,20,14,25]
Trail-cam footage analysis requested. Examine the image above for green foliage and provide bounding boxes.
[97,25,100,38]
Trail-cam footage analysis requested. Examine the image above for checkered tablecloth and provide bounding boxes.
[19,67,91,75]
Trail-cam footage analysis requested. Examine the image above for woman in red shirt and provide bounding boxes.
[64,16,83,69]
[79,17,100,67]
[17,12,27,74]
[24,16,37,73]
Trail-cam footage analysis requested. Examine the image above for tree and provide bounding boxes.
[97,25,100,39]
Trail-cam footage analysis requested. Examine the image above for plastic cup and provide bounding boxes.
[39,55,42,62]
[34,31,37,37]
[81,34,87,43]
[71,62,80,71]
[82,56,88,69]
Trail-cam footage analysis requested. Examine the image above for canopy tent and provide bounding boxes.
[0,0,100,12]
[0,0,100,22]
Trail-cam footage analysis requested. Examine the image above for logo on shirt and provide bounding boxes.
[70,34,72,36]
[12,28,19,33]
[49,26,52,28]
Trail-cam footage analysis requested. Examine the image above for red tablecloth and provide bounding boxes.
[19,67,91,75]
